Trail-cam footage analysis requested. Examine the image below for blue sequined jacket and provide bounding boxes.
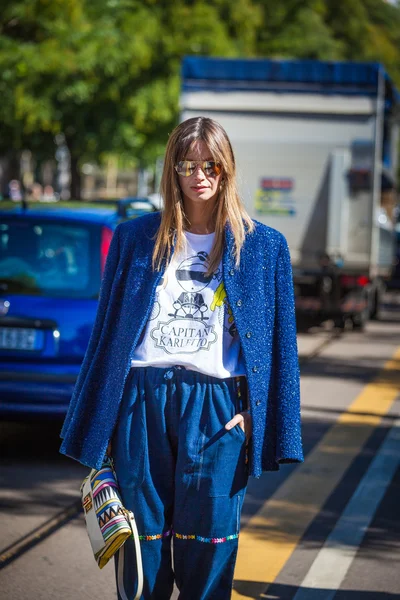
[60,212,303,478]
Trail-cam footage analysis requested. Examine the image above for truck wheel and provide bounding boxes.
[369,289,381,321]
[351,308,368,330]
[296,315,320,332]
[333,316,345,329]
[334,316,354,330]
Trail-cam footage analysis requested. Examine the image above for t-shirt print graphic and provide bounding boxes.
[150,251,222,355]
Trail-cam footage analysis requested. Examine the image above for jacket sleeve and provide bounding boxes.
[274,234,303,464]
[60,224,121,440]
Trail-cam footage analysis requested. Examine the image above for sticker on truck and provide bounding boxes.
[254,177,296,216]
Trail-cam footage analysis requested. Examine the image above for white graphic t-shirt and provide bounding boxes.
[130,231,245,378]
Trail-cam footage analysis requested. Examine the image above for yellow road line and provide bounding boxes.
[232,347,400,600]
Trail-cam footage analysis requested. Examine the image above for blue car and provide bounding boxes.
[0,199,156,419]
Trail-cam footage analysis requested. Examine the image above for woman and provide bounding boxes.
[60,117,303,599]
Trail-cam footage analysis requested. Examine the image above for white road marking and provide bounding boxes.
[293,418,400,600]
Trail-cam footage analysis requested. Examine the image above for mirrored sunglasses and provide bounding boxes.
[174,160,222,177]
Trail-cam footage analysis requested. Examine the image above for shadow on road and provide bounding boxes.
[0,420,86,517]
[1,420,65,462]
[233,580,399,599]
[301,356,400,385]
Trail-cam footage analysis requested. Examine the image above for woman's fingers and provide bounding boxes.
[225,413,245,431]
[225,411,253,442]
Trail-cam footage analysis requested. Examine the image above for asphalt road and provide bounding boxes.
[1,294,399,600]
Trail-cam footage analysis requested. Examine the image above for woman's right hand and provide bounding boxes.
[225,411,252,444]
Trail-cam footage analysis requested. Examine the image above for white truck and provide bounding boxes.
[180,57,399,328]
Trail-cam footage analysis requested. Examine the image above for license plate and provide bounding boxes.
[0,327,44,351]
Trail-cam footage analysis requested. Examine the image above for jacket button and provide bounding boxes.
[229,268,235,276]
[236,299,242,307]
[252,366,259,373]
[246,331,252,338]
[256,400,261,406]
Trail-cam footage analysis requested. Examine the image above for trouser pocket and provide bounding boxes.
[188,376,249,498]
[208,426,248,497]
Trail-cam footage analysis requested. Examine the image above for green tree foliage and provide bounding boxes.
[255,1,343,60]
[255,0,400,87]
[1,0,400,196]
[0,0,262,194]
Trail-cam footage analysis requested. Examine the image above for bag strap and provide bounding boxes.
[129,512,143,600]
[117,512,143,600]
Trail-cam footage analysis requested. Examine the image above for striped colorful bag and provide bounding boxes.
[80,458,143,599]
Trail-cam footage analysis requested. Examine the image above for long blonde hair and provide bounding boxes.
[152,116,254,275]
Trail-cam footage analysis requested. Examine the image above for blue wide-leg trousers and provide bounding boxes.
[112,366,249,600]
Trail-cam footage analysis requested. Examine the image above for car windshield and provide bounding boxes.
[0,218,101,298]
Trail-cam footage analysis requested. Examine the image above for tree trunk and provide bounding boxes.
[70,154,81,200]
[1,153,20,197]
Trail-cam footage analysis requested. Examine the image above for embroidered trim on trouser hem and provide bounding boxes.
[139,529,172,541]
[138,530,239,544]
[174,532,239,544]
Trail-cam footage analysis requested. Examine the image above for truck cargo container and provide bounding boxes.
[180,57,399,328]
